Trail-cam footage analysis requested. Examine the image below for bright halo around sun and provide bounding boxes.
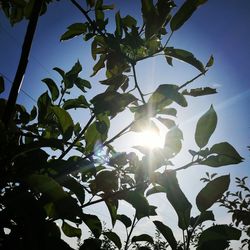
[135,129,165,149]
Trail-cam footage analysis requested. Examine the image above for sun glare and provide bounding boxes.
[135,129,164,149]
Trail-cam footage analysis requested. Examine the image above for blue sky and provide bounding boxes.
[1,0,250,248]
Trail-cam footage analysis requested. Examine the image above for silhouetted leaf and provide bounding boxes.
[197,225,241,250]
[117,214,132,228]
[75,78,91,92]
[61,23,87,41]
[132,234,154,244]
[196,175,230,212]
[146,185,166,196]
[0,76,4,93]
[50,106,74,141]
[103,231,122,249]
[42,78,59,101]
[82,214,102,238]
[190,210,215,227]
[62,221,81,238]
[170,0,208,31]
[37,91,52,123]
[153,221,177,250]
[195,105,217,148]
[105,199,118,227]
[79,238,102,250]
[206,55,214,68]
[182,87,217,97]
[158,171,192,230]
[164,47,205,73]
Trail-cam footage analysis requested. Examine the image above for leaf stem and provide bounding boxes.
[125,212,137,250]
[132,63,146,104]
[59,115,95,159]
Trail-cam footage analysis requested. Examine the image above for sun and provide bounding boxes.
[135,129,164,149]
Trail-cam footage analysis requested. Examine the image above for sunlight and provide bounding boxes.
[135,129,165,149]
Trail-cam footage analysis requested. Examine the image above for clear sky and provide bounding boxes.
[1,0,250,248]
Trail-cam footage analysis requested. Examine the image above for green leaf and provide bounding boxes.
[164,47,205,73]
[115,11,122,38]
[195,105,217,148]
[37,91,52,123]
[63,95,89,110]
[132,234,154,244]
[206,55,214,68]
[170,0,208,31]
[196,175,230,212]
[75,78,91,92]
[53,67,65,79]
[182,87,217,97]
[91,54,106,76]
[157,117,176,129]
[42,78,59,101]
[26,174,67,202]
[0,76,4,93]
[50,106,74,141]
[62,221,81,238]
[82,214,102,238]
[157,171,192,230]
[103,231,122,249]
[117,214,132,228]
[158,108,177,117]
[148,84,187,111]
[60,23,87,41]
[197,225,241,250]
[153,221,177,250]
[122,15,137,28]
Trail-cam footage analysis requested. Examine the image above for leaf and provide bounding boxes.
[148,84,187,111]
[206,55,214,68]
[195,105,217,148]
[170,0,208,31]
[164,47,205,73]
[132,234,154,244]
[190,210,215,227]
[157,117,176,129]
[60,23,87,41]
[196,175,230,212]
[117,214,132,228]
[0,76,4,93]
[50,106,74,141]
[182,87,217,97]
[53,67,65,78]
[62,221,81,238]
[197,225,241,250]
[63,95,89,110]
[42,78,59,101]
[103,231,122,249]
[158,108,177,117]
[153,221,177,250]
[82,213,102,238]
[26,174,67,202]
[146,185,166,196]
[115,11,122,38]
[75,78,91,92]
[37,91,52,123]
[91,54,106,76]
[200,142,243,167]
[157,171,192,230]
[105,199,118,227]
[79,238,102,250]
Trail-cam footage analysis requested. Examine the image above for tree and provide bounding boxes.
[0,0,245,249]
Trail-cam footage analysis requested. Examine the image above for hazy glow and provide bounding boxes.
[135,129,164,149]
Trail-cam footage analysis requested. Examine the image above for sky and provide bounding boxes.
[0,0,250,248]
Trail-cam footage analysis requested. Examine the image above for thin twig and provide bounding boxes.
[132,63,146,104]
[59,115,95,159]
[125,212,137,250]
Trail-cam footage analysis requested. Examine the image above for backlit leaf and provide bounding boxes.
[62,221,81,238]
[42,78,59,101]
[195,105,217,148]
[170,0,208,31]
[117,214,132,228]
[182,87,217,97]
[164,47,205,73]
[63,95,89,110]
[50,106,74,141]
[79,238,102,250]
[60,23,87,41]
[146,185,166,196]
[82,213,102,238]
[206,55,214,68]
[196,175,230,212]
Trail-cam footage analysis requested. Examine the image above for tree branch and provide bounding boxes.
[2,0,44,127]
[132,63,146,104]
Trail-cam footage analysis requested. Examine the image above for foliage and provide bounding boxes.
[0,0,245,250]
